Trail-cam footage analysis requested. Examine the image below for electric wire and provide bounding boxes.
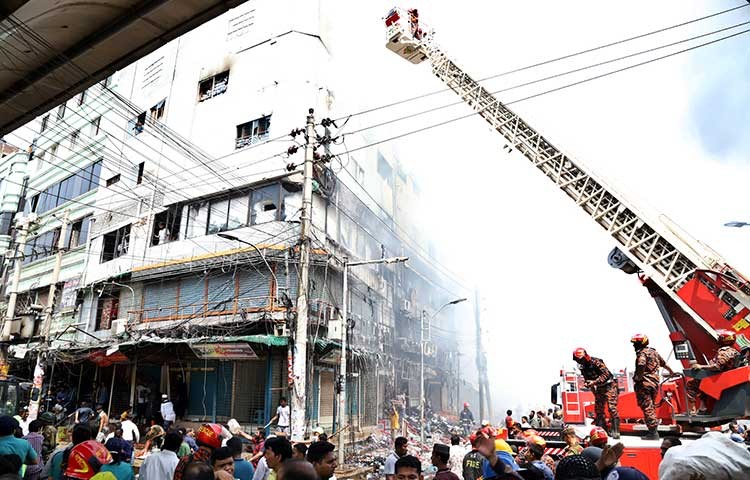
[331,2,750,123]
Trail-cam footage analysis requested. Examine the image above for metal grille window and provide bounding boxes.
[235,116,271,150]
[100,224,131,263]
[199,71,229,102]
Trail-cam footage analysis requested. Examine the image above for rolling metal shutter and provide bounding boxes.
[232,360,267,424]
[142,280,178,320]
[237,267,271,309]
[178,276,205,317]
[319,371,335,431]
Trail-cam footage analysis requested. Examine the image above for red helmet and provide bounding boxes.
[589,427,608,447]
[64,440,112,479]
[463,402,470,408]
[572,348,590,362]
[631,334,649,347]
[717,330,736,346]
[196,423,223,449]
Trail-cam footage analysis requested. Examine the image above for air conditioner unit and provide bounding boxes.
[110,318,128,335]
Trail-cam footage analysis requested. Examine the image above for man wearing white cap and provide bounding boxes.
[161,394,176,430]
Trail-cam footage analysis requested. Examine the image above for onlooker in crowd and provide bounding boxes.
[227,437,254,480]
[554,455,600,480]
[174,424,223,480]
[38,412,57,463]
[306,441,336,480]
[269,399,290,435]
[101,437,135,480]
[120,413,140,444]
[448,435,463,476]
[45,423,91,480]
[394,455,423,480]
[211,447,234,480]
[291,443,307,460]
[74,402,94,426]
[529,411,542,429]
[504,411,514,429]
[140,431,182,480]
[0,416,37,476]
[0,453,22,480]
[22,420,44,480]
[519,436,553,480]
[539,411,551,428]
[561,427,583,457]
[262,437,292,480]
[93,404,109,440]
[520,417,531,428]
[432,444,460,480]
[161,395,176,430]
[14,408,29,437]
[183,462,214,480]
[549,411,564,429]
[277,459,316,480]
[659,437,681,458]
[384,437,408,480]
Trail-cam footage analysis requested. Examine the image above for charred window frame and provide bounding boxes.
[136,162,145,185]
[149,99,166,122]
[128,112,146,135]
[198,71,229,102]
[57,103,66,120]
[100,224,131,263]
[235,115,271,149]
[40,115,49,133]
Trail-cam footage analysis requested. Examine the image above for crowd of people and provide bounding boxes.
[383,417,750,480]
[0,411,338,480]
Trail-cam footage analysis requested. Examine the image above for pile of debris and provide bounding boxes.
[341,416,461,478]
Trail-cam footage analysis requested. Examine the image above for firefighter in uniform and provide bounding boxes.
[631,333,674,440]
[686,329,739,415]
[572,348,620,439]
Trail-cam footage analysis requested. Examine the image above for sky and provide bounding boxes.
[324,0,750,414]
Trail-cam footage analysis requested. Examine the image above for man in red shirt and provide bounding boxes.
[504,410,514,429]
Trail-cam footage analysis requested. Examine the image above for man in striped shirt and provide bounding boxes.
[23,420,44,480]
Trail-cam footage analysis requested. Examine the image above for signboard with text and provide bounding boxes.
[190,342,259,360]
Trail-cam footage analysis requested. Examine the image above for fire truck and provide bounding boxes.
[384,6,750,477]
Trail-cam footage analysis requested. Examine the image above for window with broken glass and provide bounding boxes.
[198,71,229,102]
[100,224,131,263]
[235,115,271,149]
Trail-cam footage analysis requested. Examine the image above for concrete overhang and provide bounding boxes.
[0,0,247,136]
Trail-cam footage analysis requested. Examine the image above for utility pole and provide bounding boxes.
[420,309,426,442]
[291,108,315,441]
[28,211,69,421]
[0,221,31,377]
[339,256,349,461]
[474,288,484,421]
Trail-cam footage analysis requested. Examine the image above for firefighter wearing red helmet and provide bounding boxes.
[631,334,675,440]
[686,330,739,415]
[460,402,475,436]
[173,423,224,480]
[572,347,620,439]
[64,440,112,479]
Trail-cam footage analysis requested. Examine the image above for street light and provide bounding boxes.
[338,255,408,465]
[724,221,750,228]
[421,297,467,442]
[216,233,279,291]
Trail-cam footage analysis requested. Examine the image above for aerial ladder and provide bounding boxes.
[384,7,750,428]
